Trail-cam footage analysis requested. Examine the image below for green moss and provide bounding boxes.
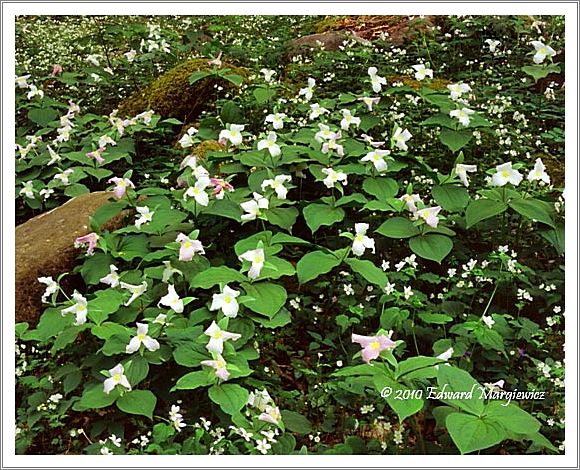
[313,16,348,34]
[387,75,452,91]
[118,59,249,122]
[192,140,225,159]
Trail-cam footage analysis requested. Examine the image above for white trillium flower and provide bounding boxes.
[120,281,148,306]
[368,66,386,93]
[359,96,381,111]
[447,83,472,101]
[412,64,433,81]
[340,109,361,131]
[485,39,500,53]
[158,284,184,313]
[162,261,183,282]
[437,347,454,361]
[135,206,154,229]
[210,285,241,318]
[258,405,282,426]
[415,206,442,228]
[15,74,31,88]
[450,107,475,127]
[491,162,523,187]
[20,181,35,199]
[100,264,120,288]
[200,353,230,381]
[179,127,198,148]
[393,127,412,151]
[126,322,160,354]
[260,68,276,82]
[204,321,242,353]
[400,193,422,213]
[455,163,477,187]
[241,192,269,221]
[219,124,245,146]
[261,174,291,199]
[298,77,316,101]
[265,113,286,130]
[321,167,348,188]
[46,145,61,165]
[257,131,281,157]
[124,49,137,62]
[38,276,58,303]
[239,248,265,279]
[309,103,330,120]
[321,133,344,156]
[86,54,102,66]
[53,169,74,186]
[361,149,390,172]
[315,123,335,142]
[482,315,495,328]
[352,223,376,257]
[103,363,131,394]
[527,158,550,184]
[61,291,88,325]
[27,84,44,99]
[184,179,210,206]
[530,40,556,64]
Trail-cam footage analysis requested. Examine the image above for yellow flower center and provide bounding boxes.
[138,333,146,341]
[216,359,226,369]
[224,295,232,304]
[254,255,264,264]
[113,373,121,382]
[370,340,381,351]
[183,241,192,248]
[501,170,510,177]
[213,331,223,339]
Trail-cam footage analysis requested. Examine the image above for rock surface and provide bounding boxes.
[15,191,122,326]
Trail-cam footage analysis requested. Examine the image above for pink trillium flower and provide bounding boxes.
[108,177,135,199]
[201,353,230,381]
[51,64,63,77]
[86,147,106,165]
[259,405,282,426]
[75,232,99,255]
[352,332,396,363]
[400,193,422,213]
[209,177,234,199]
[176,233,205,261]
[208,51,223,67]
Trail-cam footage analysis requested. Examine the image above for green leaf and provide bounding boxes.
[439,129,473,152]
[422,113,458,129]
[80,252,115,285]
[521,64,560,82]
[208,384,249,416]
[362,177,398,200]
[189,70,211,85]
[265,207,298,231]
[376,217,420,239]
[73,384,117,411]
[446,413,505,454]
[174,370,212,390]
[83,167,113,181]
[253,87,276,104]
[303,203,345,234]
[539,224,564,255]
[63,369,82,395]
[90,201,125,232]
[465,199,508,228]
[345,258,388,287]
[87,289,125,325]
[409,234,453,263]
[396,356,443,379]
[437,366,485,416]
[418,313,453,324]
[373,374,424,422]
[116,390,157,419]
[250,307,292,328]
[241,282,287,318]
[432,185,470,212]
[125,356,150,387]
[280,410,312,435]
[509,198,555,228]
[51,325,88,354]
[296,249,343,284]
[484,402,541,435]
[221,100,244,124]
[190,266,247,289]
[257,256,295,281]
[28,107,58,127]
[222,73,244,87]
[64,183,90,198]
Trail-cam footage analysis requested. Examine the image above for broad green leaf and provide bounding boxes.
[509,198,555,228]
[190,266,247,289]
[362,177,398,200]
[80,252,115,285]
[116,390,157,419]
[409,234,453,263]
[250,307,292,328]
[432,185,470,212]
[208,383,249,416]
[253,87,276,104]
[64,183,90,198]
[373,374,424,422]
[539,224,564,255]
[281,410,312,435]
[439,129,473,152]
[221,100,244,124]
[418,313,453,324]
[28,107,58,127]
[125,356,149,387]
[465,199,508,228]
[396,356,443,379]
[222,73,244,87]
[296,249,343,284]
[87,289,125,325]
[521,64,560,82]
[346,258,388,287]
[484,401,541,435]
[90,201,126,232]
[265,207,298,231]
[242,282,287,318]
[375,217,420,239]
[421,113,457,129]
[51,324,88,354]
[303,203,345,234]
[437,366,485,416]
[446,412,505,454]
[73,384,117,411]
[189,70,211,84]
[174,370,212,390]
